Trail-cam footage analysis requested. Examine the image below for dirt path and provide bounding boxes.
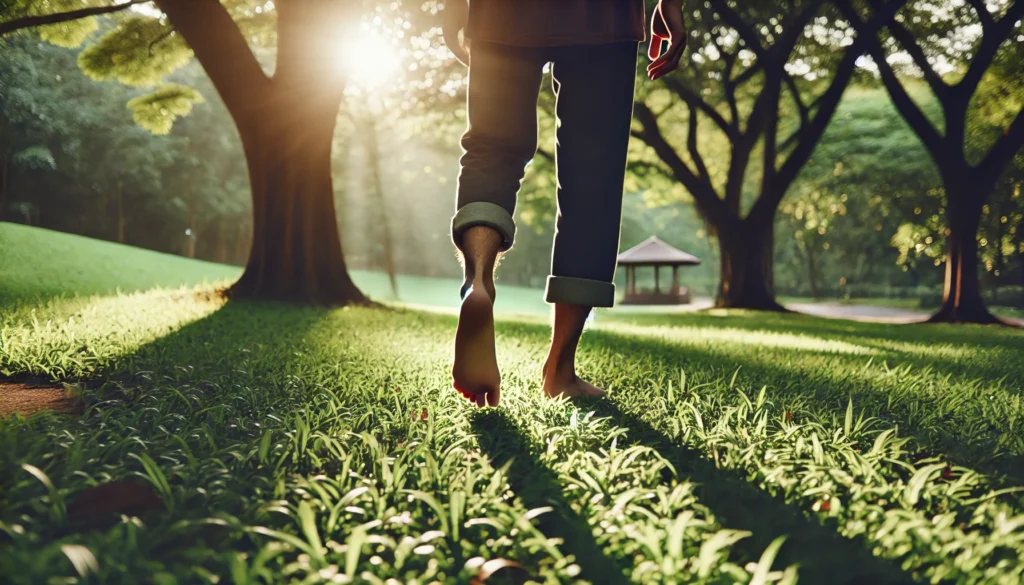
[0,381,81,417]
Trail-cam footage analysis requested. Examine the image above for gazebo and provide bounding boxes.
[617,236,701,305]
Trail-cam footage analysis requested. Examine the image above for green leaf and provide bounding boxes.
[258,430,272,465]
[61,544,99,578]
[297,501,325,566]
[127,84,204,135]
[39,17,99,48]
[844,397,854,437]
[749,536,787,585]
[697,529,750,577]
[78,16,193,87]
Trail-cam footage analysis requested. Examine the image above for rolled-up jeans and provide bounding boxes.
[451,41,639,308]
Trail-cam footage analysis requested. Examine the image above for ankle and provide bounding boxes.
[542,357,575,380]
[461,273,495,300]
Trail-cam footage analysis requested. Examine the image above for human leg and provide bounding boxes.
[542,43,638,398]
[451,42,546,406]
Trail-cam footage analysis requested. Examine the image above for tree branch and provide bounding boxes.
[977,108,1024,183]
[964,0,994,29]
[0,0,151,37]
[633,101,726,223]
[840,0,944,160]
[782,70,809,128]
[662,76,736,139]
[773,0,830,66]
[155,0,270,125]
[687,106,712,182]
[148,27,174,56]
[713,0,770,62]
[959,0,1024,93]
[752,0,912,224]
[886,16,949,99]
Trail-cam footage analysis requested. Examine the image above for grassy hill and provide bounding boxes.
[0,222,552,314]
[0,223,239,304]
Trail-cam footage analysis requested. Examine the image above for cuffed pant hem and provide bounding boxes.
[451,202,516,251]
[545,276,616,308]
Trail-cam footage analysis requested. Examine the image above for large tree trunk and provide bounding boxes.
[230,102,367,305]
[715,219,787,311]
[928,188,1003,324]
[158,0,367,306]
[234,219,249,266]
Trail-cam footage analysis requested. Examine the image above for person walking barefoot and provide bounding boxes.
[445,0,688,407]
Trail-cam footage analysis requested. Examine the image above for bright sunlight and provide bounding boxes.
[337,27,401,91]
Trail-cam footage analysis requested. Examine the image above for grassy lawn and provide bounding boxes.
[2,226,1024,584]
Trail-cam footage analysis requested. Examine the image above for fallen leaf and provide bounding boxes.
[68,481,164,523]
[470,558,529,584]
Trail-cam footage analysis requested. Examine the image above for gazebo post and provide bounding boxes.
[616,236,701,305]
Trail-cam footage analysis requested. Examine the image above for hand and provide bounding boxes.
[648,0,687,81]
[443,0,470,66]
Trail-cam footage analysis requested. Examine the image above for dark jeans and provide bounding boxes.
[451,41,639,308]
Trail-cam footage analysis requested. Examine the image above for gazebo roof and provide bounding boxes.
[617,236,701,266]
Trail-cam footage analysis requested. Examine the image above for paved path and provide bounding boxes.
[786,302,928,324]
[613,298,1023,326]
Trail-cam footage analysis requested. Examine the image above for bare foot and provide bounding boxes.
[452,285,500,407]
[542,367,606,400]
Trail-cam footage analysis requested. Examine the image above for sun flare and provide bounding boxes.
[338,28,401,91]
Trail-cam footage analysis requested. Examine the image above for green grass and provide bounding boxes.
[0,222,551,316]
[2,227,1024,584]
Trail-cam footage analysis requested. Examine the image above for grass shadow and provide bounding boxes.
[578,395,918,585]
[594,326,1024,483]
[470,409,632,585]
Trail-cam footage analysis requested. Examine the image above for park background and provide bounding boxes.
[1,1,1022,320]
[2,1,1024,584]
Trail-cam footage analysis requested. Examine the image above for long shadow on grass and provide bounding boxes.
[597,314,1024,395]
[581,396,917,585]
[96,299,334,383]
[497,320,1024,484]
[471,409,632,585]
[607,311,1024,363]
[472,401,915,585]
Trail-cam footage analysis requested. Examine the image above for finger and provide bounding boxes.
[648,54,682,80]
[649,55,681,80]
[648,42,685,79]
[648,35,664,61]
[646,46,676,73]
[475,394,486,407]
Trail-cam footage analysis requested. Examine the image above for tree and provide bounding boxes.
[2,0,377,304]
[775,84,945,299]
[840,0,1024,323]
[628,0,907,310]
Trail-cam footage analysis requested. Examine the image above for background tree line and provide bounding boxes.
[1,0,1022,320]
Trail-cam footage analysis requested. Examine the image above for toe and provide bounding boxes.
[485,387,500,407]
